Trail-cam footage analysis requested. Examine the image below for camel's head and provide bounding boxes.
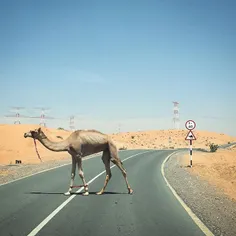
[24,128,46,140]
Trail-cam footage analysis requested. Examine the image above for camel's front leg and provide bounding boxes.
[64,156,76,196]
[77,156,89,196]
[97,156,111,195]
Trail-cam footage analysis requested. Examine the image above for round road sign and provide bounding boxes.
[185,120,196,130]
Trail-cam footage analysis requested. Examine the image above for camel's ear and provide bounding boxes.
[38,127,41,132]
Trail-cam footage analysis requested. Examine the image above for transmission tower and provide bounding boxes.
[31,107,55,127]
[69,115,75,131]
[5,106,29,124]
[172,101,180,129]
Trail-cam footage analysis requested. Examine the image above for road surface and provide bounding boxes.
[0,149,207,236]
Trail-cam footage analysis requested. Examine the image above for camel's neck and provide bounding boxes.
[37,137,69,152]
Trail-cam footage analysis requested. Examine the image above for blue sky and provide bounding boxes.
[0,0,235,135]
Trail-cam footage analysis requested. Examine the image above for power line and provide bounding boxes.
[5,106,30,124]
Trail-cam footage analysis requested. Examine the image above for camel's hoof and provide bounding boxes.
[128,188,134,194]
[83,192,89,196]
[64,191,71,196]
[96,191,104,195]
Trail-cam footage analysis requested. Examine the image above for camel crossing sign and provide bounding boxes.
[185,130,196,140]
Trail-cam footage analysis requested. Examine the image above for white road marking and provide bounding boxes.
[0,154,100,187]
[161,151,214,236]
[27,150,151,236]
[0,150,131,187]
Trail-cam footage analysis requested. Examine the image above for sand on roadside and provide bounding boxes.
[181,148,236,201]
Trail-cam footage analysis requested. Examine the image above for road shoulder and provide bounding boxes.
[164,151,236,236]
[0,152,103,186]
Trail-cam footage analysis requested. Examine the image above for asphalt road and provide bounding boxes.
[0,149,206,236]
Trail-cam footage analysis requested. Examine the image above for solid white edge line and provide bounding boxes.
[27,150,151,236]
[0,150,132,187]
[0,155,98,187]
[161,151,214,236]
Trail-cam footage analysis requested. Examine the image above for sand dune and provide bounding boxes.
[110,129,236,150]
[0,124,235,165]
[0,124,72,165]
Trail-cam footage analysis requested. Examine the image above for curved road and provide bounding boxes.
[0,150,207,236]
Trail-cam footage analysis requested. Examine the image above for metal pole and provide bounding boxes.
[190,139,193,167]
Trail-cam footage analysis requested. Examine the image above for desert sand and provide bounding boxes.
[1,124,235,165]
[0,124,72,165]
[182,147,236,201]
[110,129,236,150]
[0,124,236,201]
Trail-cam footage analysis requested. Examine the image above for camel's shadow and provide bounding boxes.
[26,191,127,195]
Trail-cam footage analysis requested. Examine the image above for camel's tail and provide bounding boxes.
[108,139,127,172]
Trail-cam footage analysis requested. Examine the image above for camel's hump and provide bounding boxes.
[74,129,105,135]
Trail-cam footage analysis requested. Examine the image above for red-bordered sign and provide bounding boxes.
[185,130,197,140]
[185,120,196,130]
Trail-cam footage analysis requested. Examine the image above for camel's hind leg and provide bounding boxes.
[111,159,133,194]
[109,142,133,194]
[96,150,112,195]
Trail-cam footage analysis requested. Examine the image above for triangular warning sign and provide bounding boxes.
[185,130,196,140]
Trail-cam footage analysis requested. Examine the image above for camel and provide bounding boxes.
[24,127,133,196]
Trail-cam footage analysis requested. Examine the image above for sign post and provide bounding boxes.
[185,120,197,167]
